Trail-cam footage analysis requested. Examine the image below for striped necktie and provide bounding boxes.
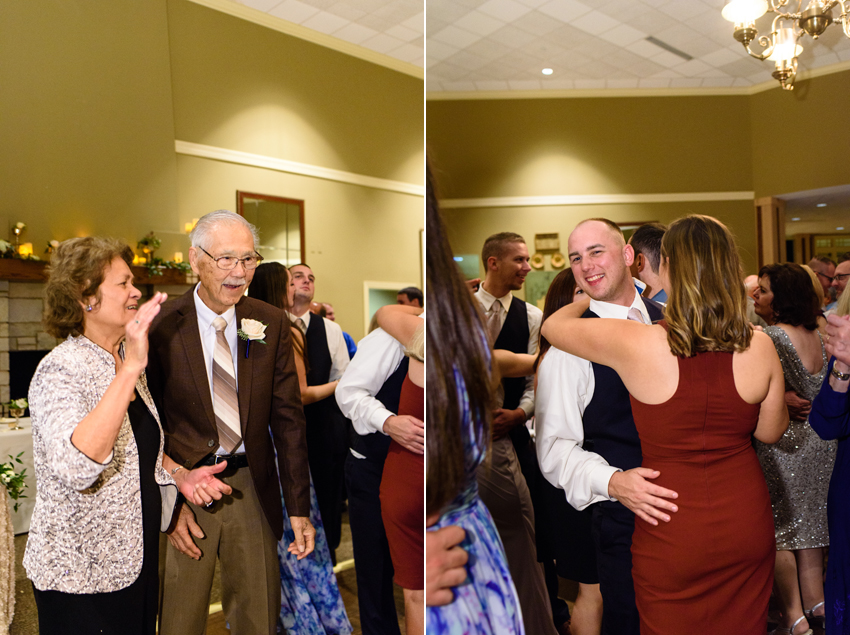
[212,316,241,453]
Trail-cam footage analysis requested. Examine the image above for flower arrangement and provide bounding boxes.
[136,232,191,277]
[1,452,28,512]
[5,398,27,412]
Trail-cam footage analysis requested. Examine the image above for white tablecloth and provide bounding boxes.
[0,418,34,535]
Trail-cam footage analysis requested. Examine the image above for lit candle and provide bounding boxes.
[18,243,33,256]
[132,254,140,265]
[174,252,183,263]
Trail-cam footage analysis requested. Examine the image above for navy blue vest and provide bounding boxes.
[303,315,347,427]
[581,298,664,482]
[349,356,410,462]
[493,295,531,449]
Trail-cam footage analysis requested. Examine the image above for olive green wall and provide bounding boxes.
[749,69,850,197]
[0,0,424,341]
[0,1,179,252]
[428,70,850,283]
[428,95,753,199]
[167,0,424,339]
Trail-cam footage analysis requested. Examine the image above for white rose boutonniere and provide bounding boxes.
[237,318,268,357]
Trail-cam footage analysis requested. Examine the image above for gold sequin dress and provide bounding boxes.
[756,326,836,550]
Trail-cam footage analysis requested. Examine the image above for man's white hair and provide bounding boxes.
[190,210,259,251]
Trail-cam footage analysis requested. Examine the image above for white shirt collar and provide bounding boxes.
[193,283,236,332]
[475,284,513,312]
[288,309,312,329]
[588,282,650,323]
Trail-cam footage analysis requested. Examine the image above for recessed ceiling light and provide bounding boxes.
[838,227,845,231]
[542,68,553,75]
[817,203,827,207]
[791,217,801,221]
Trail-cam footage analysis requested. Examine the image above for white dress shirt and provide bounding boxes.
[336,328,407,460]
[193,284,244,454]
[288,310,350,381]
[474,285,543,418]
[535,286,650,510]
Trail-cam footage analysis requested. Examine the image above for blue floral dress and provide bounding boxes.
[426,370,524,635]
[277,473,352,635]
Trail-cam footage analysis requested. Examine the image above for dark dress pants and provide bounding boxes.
[591,502,640,635]
[344,452,401,635]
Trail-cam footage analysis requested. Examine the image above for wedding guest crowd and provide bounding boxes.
[425,163,850,635]
[23,209,423,635]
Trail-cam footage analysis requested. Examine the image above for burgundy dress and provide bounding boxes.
[380,373,424,590]
[629,340,775,634]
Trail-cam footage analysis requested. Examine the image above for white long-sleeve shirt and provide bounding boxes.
[535,288,650,510]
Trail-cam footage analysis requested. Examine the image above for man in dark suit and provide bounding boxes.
[288,263,350,562]
[147,210,314,635]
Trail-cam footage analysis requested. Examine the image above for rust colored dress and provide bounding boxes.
[379,373,424,590]
[629,342,775,635]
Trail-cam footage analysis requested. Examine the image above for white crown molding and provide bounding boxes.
[175,140,424,197]
[441,191,755,209]
[427,60,850,101]
[186,0,423,80]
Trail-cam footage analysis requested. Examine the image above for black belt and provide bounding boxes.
[198,453,249,469]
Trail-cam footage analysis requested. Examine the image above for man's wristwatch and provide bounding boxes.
[831,366,850,381]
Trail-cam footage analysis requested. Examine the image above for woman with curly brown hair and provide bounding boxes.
[542,215,788,634]
[23,237,229,635]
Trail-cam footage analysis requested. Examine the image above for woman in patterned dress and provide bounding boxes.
[425,166,523,635]
[752,263,836,635]
[248,262,352,635]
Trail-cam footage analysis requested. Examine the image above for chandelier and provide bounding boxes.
[721,0,850,90]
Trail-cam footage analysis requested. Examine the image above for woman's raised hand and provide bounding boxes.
[122,292,168,375]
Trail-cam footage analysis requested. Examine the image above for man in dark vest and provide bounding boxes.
[289,263,350,561]
[336,324,422,635]
[536,218,680,635]
[473,232,557,635]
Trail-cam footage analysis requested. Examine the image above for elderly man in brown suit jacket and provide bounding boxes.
[147,210,314,635]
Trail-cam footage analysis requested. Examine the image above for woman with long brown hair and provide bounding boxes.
[542,215,788,634]
[425,165,523,634]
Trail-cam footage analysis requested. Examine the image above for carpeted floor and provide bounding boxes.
[10,511,405,635]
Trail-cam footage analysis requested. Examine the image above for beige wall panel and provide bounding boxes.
[427,95,752,199]
[749,69,850,197]
[0,0,179,252]
[167,0,424,185]
[441,199,759,299]
[176,155,422,341]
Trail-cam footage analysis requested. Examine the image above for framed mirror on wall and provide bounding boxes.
[237,191,305,266]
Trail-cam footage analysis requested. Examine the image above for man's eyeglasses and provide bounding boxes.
[198,246,263,271]
[835,272,850,284]
[816,271,834,283]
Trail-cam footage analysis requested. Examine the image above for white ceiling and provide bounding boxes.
[225,0,424,67]
[782,185,850,238]
[426,0,850,94]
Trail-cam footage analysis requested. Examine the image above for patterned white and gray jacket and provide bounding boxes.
[23,335,175,593]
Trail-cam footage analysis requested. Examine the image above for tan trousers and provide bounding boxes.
[159,465,280,635]
[478,436,558,635]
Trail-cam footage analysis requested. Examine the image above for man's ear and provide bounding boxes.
[634,252,645,273]
[623,243,635,268]
[486,256,499,272]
